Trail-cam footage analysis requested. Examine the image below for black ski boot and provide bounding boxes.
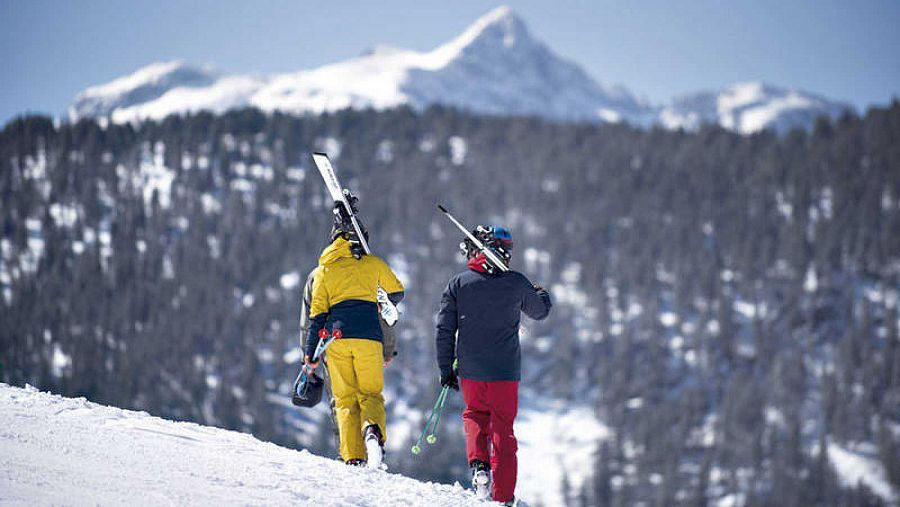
[470,460,491,499]
[345,458,366,467]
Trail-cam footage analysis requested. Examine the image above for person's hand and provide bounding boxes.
[440,370,459,391]
[304,355,319,371]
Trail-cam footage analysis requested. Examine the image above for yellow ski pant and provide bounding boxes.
[325,338,386,461]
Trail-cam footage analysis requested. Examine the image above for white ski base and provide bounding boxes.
[365,434,384,470]
[0,383,488,506]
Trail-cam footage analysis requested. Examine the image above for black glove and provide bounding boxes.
[440,370,459,391]
[534,285,552,310]
[343,190,360,213]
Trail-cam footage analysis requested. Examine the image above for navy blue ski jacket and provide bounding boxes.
[436,269,552,382]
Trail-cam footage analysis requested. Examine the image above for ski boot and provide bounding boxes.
[470,460,491,499]
[364,424,384,470]
[345,459,366,467]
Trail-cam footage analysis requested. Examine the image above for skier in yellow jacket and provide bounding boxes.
[304,222,404,468]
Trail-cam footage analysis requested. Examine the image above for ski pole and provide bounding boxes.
[426,358,459,444]
[411,360,457,454]
[295,325,342,397]
[426,387,449,444]
[411,386,449,455]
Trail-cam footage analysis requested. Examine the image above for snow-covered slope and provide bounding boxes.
[0,383,486,506]
[659,82,851,134]
[67,6,852,133]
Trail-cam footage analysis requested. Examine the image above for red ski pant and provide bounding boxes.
[459,378,519,503]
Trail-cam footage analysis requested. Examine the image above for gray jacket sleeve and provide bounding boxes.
[380,319,397,360]
[299,268,318,350]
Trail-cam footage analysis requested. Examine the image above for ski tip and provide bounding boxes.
[312,151,329,158]
[436,204,448,213]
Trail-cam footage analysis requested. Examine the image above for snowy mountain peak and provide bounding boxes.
[401,5,653,122]
[660,81,853,134]
[66,8,852,133]
[430,5,530,63]
[79,60,205,98]
[717,81,798,117]
[71,61,221,120]
[455,4,524,44]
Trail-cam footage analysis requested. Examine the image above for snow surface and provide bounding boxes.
[0,383,490,506]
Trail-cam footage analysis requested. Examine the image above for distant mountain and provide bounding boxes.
[68,6,853,133]
[71,61,217,119]
[659,82,852,134]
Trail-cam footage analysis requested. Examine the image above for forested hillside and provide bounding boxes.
[2,103,898,506]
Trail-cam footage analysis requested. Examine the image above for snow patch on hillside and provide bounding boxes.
[516,397,611,507]
[827,440,896,503]
[0,383,488,506]
[661,82,850,134]
[112,75,262,123]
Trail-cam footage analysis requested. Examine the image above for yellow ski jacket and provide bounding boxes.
[305,237,404,358]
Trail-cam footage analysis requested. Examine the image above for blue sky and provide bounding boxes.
[1,0,898,125]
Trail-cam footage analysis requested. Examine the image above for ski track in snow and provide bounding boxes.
[0,383,491,506]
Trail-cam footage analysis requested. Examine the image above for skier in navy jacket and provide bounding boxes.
[435,225,552,504]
